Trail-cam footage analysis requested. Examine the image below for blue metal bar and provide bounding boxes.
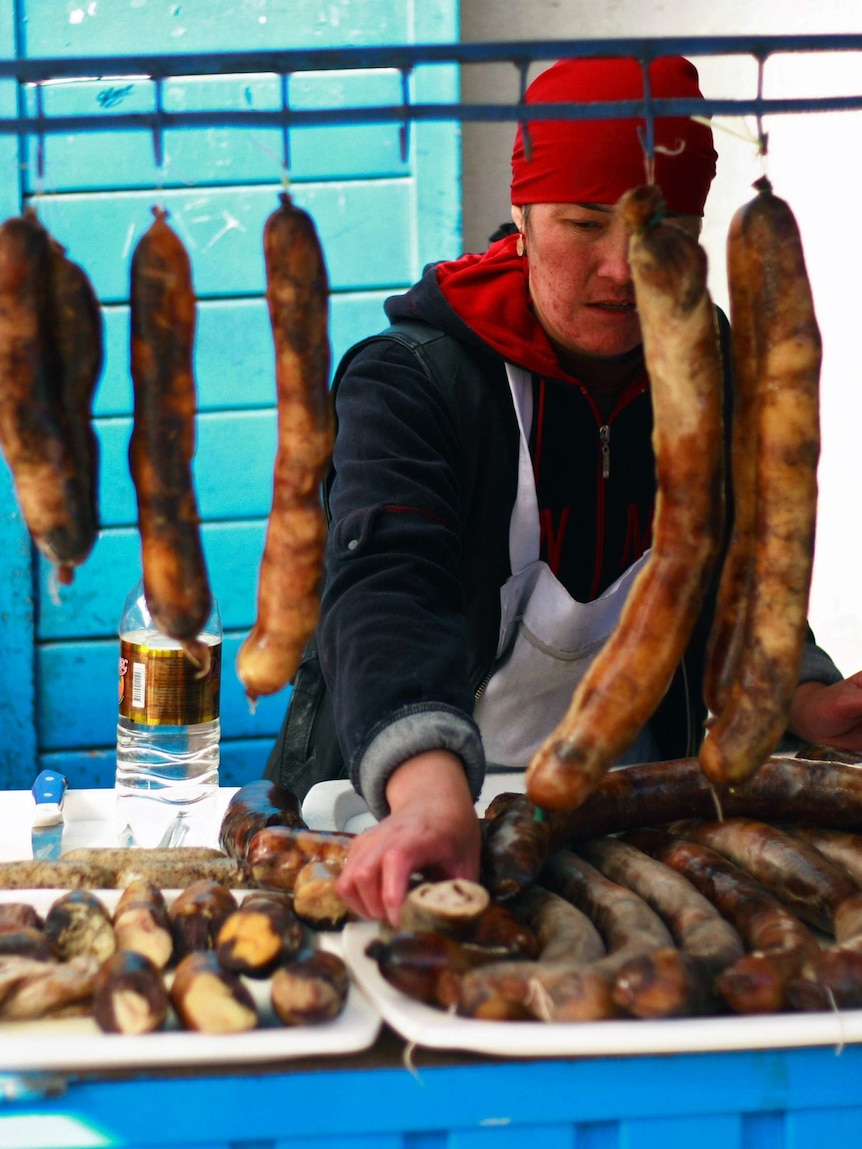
[1,95,861,138]
[1,34,862,82]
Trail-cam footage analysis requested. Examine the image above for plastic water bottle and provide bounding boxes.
[115,578,222,848]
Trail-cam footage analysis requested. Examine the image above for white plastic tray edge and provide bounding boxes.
[343,921,862,1059]
[0,889,381,1072]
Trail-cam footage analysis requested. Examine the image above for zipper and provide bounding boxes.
[474,662,495,703]
[576,379,648,600]
[599,424,611,479]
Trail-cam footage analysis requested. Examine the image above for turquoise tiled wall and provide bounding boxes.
[0,0,461,788]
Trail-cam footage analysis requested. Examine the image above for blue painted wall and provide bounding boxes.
[0,0,461,789]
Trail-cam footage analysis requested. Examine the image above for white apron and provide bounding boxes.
[472,364,661,769]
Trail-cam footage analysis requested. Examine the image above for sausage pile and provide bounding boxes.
[526,179,822,812]
[368,754,862,1022]
[0,876,349,1035]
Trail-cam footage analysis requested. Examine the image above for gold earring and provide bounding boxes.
[516,233,526,257]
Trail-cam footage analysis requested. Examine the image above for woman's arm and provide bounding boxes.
[335,750,482,925]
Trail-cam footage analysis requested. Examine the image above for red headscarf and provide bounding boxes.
[510,56,717,216]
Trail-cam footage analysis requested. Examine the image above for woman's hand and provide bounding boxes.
[789,671,862,751]
[335,750,481,927]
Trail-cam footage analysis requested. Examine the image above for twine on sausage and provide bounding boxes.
[825,986,847,1056]
[708,782,725,823]
[401,1038,424,1081]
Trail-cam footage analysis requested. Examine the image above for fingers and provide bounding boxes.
[334,809,482,927]
[335,824,416,926]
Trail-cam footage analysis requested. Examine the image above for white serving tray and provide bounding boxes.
[343,920,862,1058]
[0,888,381,1072]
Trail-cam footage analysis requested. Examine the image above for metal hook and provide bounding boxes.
[516,60,532,162]
[398,67,412,164]
[151,75,165,173]
[280,71,291,177]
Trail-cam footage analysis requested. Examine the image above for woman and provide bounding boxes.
[267,56,861,925]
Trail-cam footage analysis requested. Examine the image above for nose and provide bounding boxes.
[596,221,633,286]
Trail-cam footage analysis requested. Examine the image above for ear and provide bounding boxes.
[511,204,524,231]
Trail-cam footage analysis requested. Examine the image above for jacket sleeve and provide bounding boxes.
[318,338,486,818]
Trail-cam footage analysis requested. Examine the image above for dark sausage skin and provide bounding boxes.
[481,756,862,901]
[245,826,352,892]
[625,828,820,1013]
[218,780,307,859]
[0,210,96,581]
[580,836,744,1018]
[526,186,724,811]
[668,817,858,933]
[699,178,821,786]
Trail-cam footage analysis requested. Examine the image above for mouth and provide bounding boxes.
[589,300,636,311]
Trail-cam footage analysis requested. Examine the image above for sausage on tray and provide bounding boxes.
[787,892,862,1010]
[525,185,724,812]
[399,879,490,938]
[365,929,508,1010]
[115,856,252,892]
[784,826,862,888]
[0,927,55,961]
[480,792,553,901]
[481,756,862,901]
[668,817,859,932]
[292,860,351,931]
[236,192,334,702]
[468,902,541,959]
[699,178,821,786]
[0,904,43,931]
[129,205,213,672]
[43,890,116,963]
[168,881,238,961]
[92,950,169,1035]
[625,828,820,1013]
[169,950,258,1034]
[579,836,745,1018]
[215,891,303,978]
[531,848,675,1021]
[245,825,353,892]
[270,948,350,1026]
[0,954,100,1020]
[456,884,606,1021]
[57,848,251,891]
[112,881,174,971]
[218,780,307,859]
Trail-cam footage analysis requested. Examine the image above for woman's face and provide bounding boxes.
[512,201,699,361]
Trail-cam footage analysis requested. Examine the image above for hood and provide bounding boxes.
[384,233,581,381]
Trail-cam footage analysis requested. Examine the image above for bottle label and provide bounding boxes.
[118,640,222,725]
